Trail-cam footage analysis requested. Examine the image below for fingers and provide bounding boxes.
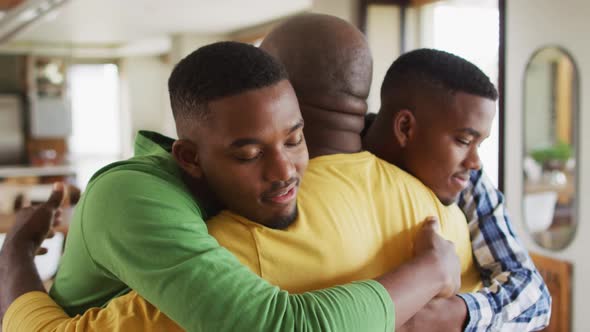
[45,182,66,209]
[53,208,63,227]
[68,184,82,205]
[422,216,441,233]
[35,247,48,256]
[13,193,25,211]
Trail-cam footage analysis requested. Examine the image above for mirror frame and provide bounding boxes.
[522,45,580,251]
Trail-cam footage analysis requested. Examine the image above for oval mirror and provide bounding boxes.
[523,46,578,250]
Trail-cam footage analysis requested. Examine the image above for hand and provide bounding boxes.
[2,183,65,257]
[398,296,467,332]
[413,217,461,298]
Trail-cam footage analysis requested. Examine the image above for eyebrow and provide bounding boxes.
[455,128,482,138]
[230,119,304,148]
[456,128,481,138]
[230,138,261,148]
[288,119,304,134]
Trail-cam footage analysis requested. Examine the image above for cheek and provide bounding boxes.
[429,136,457,164]
[431,150,467,190]
[416,141,457,184]
[291,146,309,176]
[228,168,262,194]
[206,163,260,200]
[295,155,309,175]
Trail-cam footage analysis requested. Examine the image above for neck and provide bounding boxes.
[362,118,402,166]
[300,103,365,158]
[181,172,223,218]
[305,125,363,158]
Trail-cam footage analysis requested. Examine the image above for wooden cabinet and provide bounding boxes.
[530,252,572,332]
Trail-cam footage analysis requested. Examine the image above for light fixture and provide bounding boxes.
[0,0,25,11]
[0,0,69,44]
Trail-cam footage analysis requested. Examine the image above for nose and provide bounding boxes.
[463,146,482,171]
[263,149,296,183]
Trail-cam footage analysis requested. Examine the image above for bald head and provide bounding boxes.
[261,14,373,157]
[261,14,371,101]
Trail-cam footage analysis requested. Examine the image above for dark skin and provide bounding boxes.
[364,91,496,331]
[0,77,463,329]
[172,80,308,229]
[260,21,469,327]
[0,183,64,320]
[260,13,372,158]
[0,194,462,330]
[0,22,475,328]
[261,14,498,332]
[171,77,464,327]
[364,91,496,205]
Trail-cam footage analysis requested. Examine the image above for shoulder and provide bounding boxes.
[84,156,194,208]
[307,151,407,180]
[77,158,203,238]
[207,212,261,275]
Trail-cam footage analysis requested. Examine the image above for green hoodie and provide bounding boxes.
[50,131,394,332]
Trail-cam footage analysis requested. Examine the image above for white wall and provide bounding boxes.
[169,34,228,65]
[366,5,401,114]
[119,33,230,148]
[119,55,173,147]
[505,1,589,330]
[312,0,359,24]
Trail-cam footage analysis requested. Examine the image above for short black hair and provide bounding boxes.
[168,41,288,122]
[381,48,498,106]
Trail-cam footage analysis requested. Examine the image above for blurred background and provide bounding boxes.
[0,1,586,331]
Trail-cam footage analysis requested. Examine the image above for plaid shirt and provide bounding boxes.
[456,169,551,331]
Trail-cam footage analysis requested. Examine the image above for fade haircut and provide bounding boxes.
[168,41,289,124]
[380,48,498,111]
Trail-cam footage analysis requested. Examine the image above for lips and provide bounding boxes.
[451,173,470,189]
[262,182,298,205]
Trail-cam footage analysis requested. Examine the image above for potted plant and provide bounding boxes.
[530,141,572,171]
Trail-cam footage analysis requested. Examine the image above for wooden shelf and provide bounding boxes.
[0,165,75,178]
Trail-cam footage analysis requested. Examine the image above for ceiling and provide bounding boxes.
[5,0,311,45]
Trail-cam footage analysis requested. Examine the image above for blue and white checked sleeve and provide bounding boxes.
[456,169,551,332]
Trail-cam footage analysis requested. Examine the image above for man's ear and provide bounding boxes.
[172,139,203,178]
[392,109,416,148]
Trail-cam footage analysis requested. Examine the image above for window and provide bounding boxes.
[67,63,121,187]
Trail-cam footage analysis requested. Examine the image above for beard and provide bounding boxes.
[264,205,299,230]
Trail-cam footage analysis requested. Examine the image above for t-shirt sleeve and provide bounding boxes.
[2,291,182,332]
[3,291,71,332]
[77,170,395,332]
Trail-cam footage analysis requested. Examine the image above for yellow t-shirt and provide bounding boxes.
[208,152,482,293]
[4,152,481,332]
[3,291,182,332]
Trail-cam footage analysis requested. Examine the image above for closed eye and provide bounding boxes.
[286,133,304,147]
[234,149,262,163]
[235,154,261,163]
[455,137,472,146]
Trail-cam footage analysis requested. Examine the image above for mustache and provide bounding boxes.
[268,177,299,192]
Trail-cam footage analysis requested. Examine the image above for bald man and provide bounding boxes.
[1,34,467,332]
[1,14,549,332]
[260,14,549,332]
[260,14,372,157]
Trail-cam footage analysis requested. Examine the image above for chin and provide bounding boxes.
[264,207,299,230]
[438,193,460,206]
